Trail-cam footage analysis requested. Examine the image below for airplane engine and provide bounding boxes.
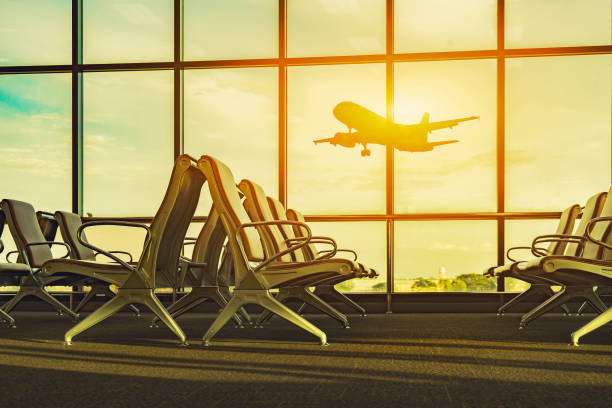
[333,132,356,148]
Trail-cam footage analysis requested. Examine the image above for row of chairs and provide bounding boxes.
[484,188,612,345]
[0,155,377,346]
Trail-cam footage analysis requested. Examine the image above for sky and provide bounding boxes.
[0,0,610,292]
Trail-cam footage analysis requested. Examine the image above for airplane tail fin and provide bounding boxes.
[420,112,430,124]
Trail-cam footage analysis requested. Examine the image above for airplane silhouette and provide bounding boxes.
[314,101,479,157]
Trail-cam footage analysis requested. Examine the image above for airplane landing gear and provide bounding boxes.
[360,149,371,157]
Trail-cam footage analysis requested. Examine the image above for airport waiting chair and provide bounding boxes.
[54,210,140,316]
[484,203,582,315]
[0,209,18,327]
[41,154,205,345]
[0,199,78,322]
[238,179,355,328]
[149,206,249,327]
[514,187,612,331]
[197,155,361,345]
[285,206,378,316]
[269,199,374,317]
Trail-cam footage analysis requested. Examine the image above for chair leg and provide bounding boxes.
[254,290,291,326]
[73,288,98,313]
[519,286,603,328]
[203,290,328,346]
[219,286,251,324]
[257,291,328,346]
[203,295,248,346]
[150,287,243,327]
[1,289,28,314]
[31,288,79,321]
[103,286,140,316]
[292,287,349,328]
[140,291,187,346]
[576,301,589,315]
[571,307,612,346]
[0,307,15,328]
[64,294,130,344]
[314,285,367,316]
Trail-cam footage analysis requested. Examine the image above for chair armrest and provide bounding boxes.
[0,238,4,254]
[586,216,612,251]
[5,250,18,263]
[236,220,312,272]
[94,250,134,263]
[319,248,358,261]
[506,246,548,262]
[285,235,339,260]
[531,234,585,257]
[24,241,72,259]
[77,220,151,272]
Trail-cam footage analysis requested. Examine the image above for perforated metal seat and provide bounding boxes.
[42,155,205,345]
[198,155,359,345]
[514,188,612,335]
[0,199,79,325]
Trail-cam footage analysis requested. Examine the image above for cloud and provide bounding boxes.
[113,3,163,25]
[318,0,361,14]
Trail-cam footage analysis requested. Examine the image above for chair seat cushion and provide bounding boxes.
[41,259,132,287]
[0,262,31,276]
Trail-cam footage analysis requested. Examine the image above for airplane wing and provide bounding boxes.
[426,116,479,132]
[313,138,334,145]
[428,140,459,147]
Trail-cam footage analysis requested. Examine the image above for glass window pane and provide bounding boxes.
[307,221,387,292]
[83,0,173,63]
[394,59,496,213]
[394,0,497,53]
[287,0,385,57]
[183,0,278,61]
[84,70,173,216]
[506,0,612,48]
[394,220,497,292]
[287,64,386,215]
[184,67,278,215]
[0,0,71,66]
[506,55,611,212]
[504,219,559,292]
[0,73,72,211]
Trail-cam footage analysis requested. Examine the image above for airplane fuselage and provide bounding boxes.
[314,101,475,156]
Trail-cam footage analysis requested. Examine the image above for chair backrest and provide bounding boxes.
[188,206,228,286]
[547,204,581,255]
[197,156,265,287]
[36,211,59,245]
[127,155,205,289]
[579,189,611,260]
[1,199,53,268]
[54,211,96,261]
[566,191,607,258]
[286,208,319,261]
[239,179,299,262]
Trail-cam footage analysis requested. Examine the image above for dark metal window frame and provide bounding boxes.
[1,0,610,302]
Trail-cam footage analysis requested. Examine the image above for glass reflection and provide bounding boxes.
[394,220,497,292]
[184,67,278,215]
[184,0,278,61]
[0,0,71,66]
[84,0,173,63]
[505,55,611,211]
[394,59,496,213]
[287,0,385,57]
[83,70,173,216]
[395,0,496,53]
[287,64,386,215]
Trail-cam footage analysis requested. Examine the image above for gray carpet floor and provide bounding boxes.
[0,311,610,408]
